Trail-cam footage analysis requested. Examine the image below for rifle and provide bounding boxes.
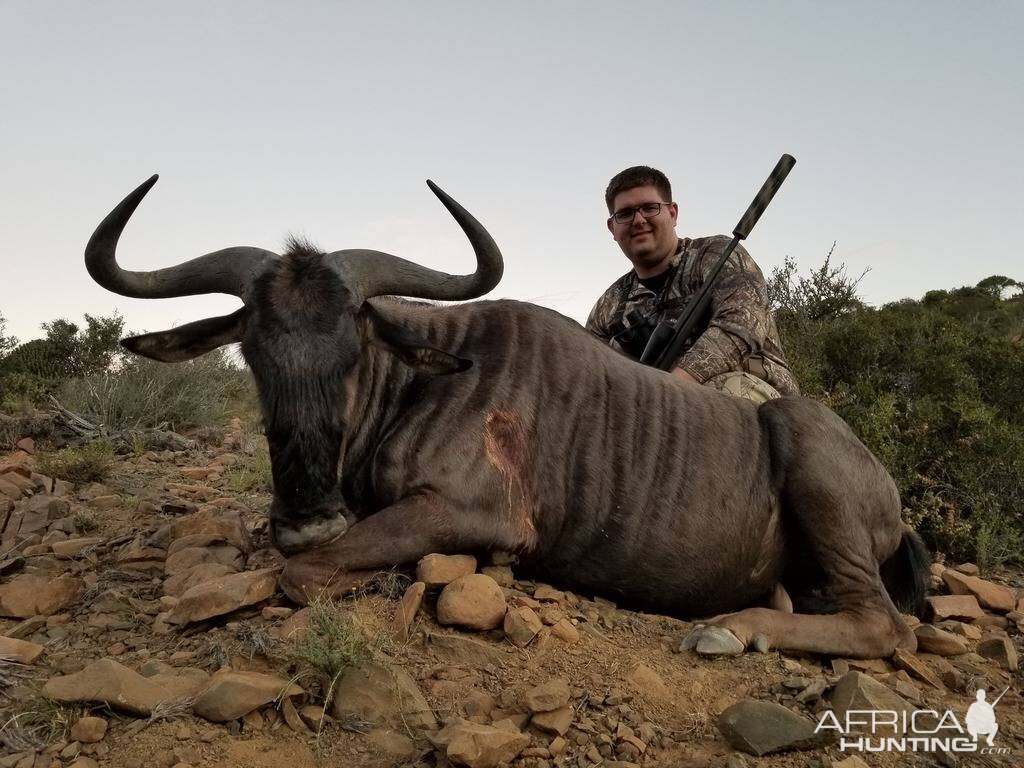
[639,154,796,370]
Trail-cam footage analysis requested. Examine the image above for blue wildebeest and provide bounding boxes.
[86,176,929,659]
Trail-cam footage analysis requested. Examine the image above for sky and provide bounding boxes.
[1,1,1022,344]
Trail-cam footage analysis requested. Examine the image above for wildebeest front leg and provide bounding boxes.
[279,493,515,604]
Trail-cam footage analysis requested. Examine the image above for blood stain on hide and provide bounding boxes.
[483,409,537,547]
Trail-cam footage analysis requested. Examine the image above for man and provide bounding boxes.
[586,165,799,401]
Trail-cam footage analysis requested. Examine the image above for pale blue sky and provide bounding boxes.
[1,1,1021,342]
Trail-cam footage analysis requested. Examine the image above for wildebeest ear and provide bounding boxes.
[363,308,471,375]
[122,308,247,363]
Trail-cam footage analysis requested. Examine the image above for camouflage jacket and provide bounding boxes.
[585,236,799,395]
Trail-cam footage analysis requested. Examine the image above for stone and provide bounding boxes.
[942,571,1016,613]
[533,585,564,602]
[977,636,1018,670]
[833,758,871,768]
[523,678,570,713]
[464,691,496,718]
[162,563,236,597]
[277,607,310,642]
[626,663,669,702]
[504,605,543,647]
[550,618,579,643]
[391,581,426,642]
[937,620,983,640]
[531,705,573,735]
[168,568,279,624]
[148,667,211,699]
[191,670,303,722]
[436,574,506,631]
[42,658,175,715]
[717,699,827,756]
[50,538,103,559]
[3,615,47,639]
[892,648,944,689]
[164,545,244,576]
[299,705,327,730]
[830,672,912,736]
[281,696,310,733]
[70,717,107,743]
[927,594,985,621]
[89,495,121,510]
[914,626,969,656]
[953,562,979,576]
[429,718,530,768]
[0,574,83,618]
[0,636,44,664]
[170,509,250,552]
[366,728,417,758]
[416,553,477,587]
[330,660,436,730]
[427,631,506,666]
[480,565,513,588]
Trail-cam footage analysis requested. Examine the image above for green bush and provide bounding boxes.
[288,597,368,688]
[36,441,115,484]
[771,259,1024,567]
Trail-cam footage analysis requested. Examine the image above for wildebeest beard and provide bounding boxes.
[240,239,359,534]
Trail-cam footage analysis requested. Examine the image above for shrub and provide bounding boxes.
[288,597,368,689]
[59,350,252,432]
[36,440,115,484]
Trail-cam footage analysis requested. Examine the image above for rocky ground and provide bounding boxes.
[0,422,1021,768]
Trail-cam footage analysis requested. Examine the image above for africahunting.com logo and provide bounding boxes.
[814,687,1011,755]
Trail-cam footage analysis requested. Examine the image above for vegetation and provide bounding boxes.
[288,597,369,689]
[224,444,273,495]
[36,440,115,484]
[769,256,1024,567]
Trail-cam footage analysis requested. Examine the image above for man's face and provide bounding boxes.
[607,185,679,276]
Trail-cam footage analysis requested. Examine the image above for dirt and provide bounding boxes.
[1,432,1022,768]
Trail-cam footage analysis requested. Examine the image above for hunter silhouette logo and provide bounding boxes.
[966,687,1007,747]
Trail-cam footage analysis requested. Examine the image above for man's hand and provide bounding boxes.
[671,367,698,384]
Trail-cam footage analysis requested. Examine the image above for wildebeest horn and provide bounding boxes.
[327,180,504,303]
[86,175,275,300]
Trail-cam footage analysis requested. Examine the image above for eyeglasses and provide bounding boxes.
[609,202,670,224]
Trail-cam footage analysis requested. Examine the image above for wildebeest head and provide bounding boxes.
[85,175,503,553]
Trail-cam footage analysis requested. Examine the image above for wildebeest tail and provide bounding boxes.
[879,527,930,619]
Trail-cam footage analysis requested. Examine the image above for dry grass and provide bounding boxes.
[224,444,273,495]
[0,699,81,752]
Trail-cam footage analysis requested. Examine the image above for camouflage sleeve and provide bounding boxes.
[585,284,619,343]
[674,240,772,383]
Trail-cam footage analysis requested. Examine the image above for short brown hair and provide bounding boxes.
[605,166,672,213]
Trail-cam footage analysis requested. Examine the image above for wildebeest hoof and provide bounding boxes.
[752,633,771,653]
[271,515,348,556]
[680,624,745,656]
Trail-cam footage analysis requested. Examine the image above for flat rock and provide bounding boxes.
[436,574,506,631]
[0,636,44,664]
[42,658,174,715]
[366,728,417,758]
[426,631,505,666]
[148,667,211,699]
[891,648,944,689]
[0,573,82,617]
[417,553,477,587]
[430,718,530,768]
[504,605,543,647]
[927,594,985,621]
[914,625,969,656]
[330,659,436,730]
[831,672,912,736]
[164,545,244,576]
[170,509,250,553]
[717,699,827,756]
[192,670,303,722]
[942,570,1016,613]
[977,636,1018,670]
[391,581,425,642]
[523,678,570,713]
[550,618,579,643]
[50,537,103,559]
[163,563,237,598]
[168,567,279,624]
[530,705,572,735]
[480,565,514,588]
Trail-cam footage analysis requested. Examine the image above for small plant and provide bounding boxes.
[0,699,81,752]
[72,512,100,534]
[224,444,273,495]
[289,597,368,689]
[36,440,115,484]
